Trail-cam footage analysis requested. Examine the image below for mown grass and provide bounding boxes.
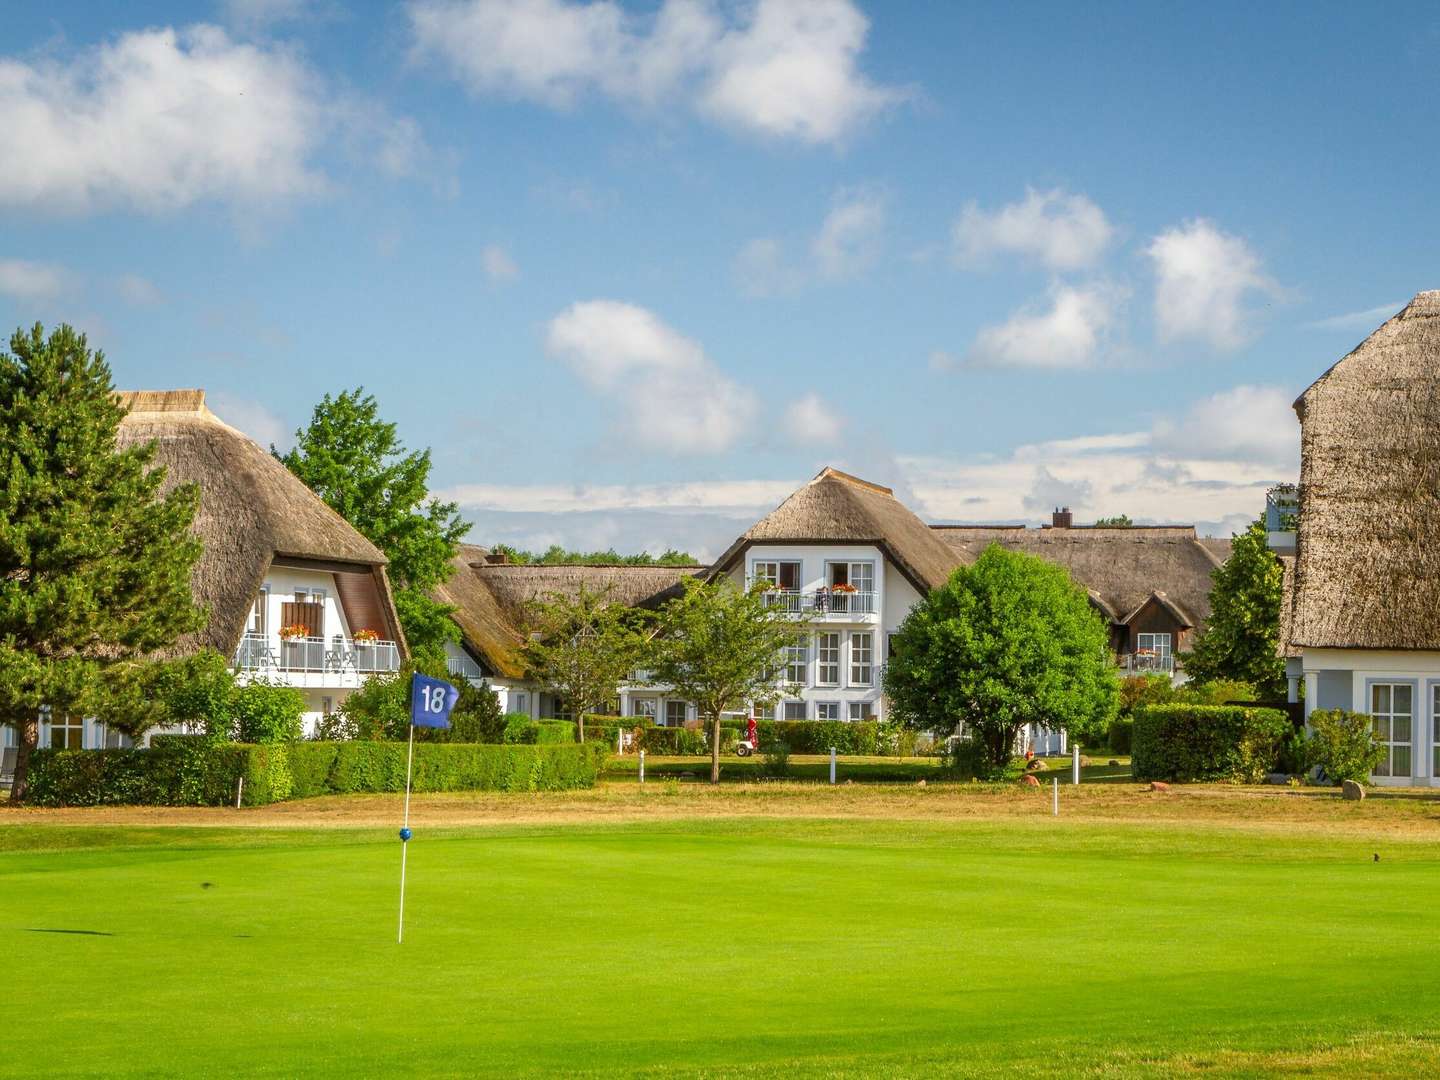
[4,805,1440,1077]
[600,753,1131,784]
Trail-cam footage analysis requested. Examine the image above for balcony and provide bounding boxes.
[235,632,400,681]
[1120,651,1175,674]
[758,588,877,618]
[447,654,485,682]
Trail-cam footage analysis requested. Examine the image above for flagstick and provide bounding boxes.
[397,721,415,944]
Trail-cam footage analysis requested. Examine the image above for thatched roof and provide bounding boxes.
[709,467,961,592]
[932,525,1220,628]
[1290,290,1440,649]
[115,390,400,657]
[1276,554,1300,658]
[435,550,705,679]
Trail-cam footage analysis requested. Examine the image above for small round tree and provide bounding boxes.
[883,545,1118,773]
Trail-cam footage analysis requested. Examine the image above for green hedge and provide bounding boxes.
[1130,704,1290,783]
[502,716,578,744]
[26,741,607,806]
[617,720,907,757]
[1107,716,1134,755]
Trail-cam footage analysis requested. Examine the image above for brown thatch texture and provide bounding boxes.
[932,525,1219,628]
[1276,555,1300,658]
[709,467,961,591]
[115,390,396,657]
[434,552,705,679]
[1290,291,1440,649]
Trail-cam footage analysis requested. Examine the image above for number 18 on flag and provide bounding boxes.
[410,673,458,728]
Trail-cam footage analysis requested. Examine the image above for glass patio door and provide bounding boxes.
[1369,683,1413,779]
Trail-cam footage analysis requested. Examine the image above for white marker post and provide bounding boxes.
[1052,776,1059,816]
[397,721,414,944]
[639,749,646,785]
[1072,745,1081,785]
[829,746,837,785]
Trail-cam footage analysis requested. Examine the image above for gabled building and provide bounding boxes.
[8,390,409,752]
[1285,291,1440,786]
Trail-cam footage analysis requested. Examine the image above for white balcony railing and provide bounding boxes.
[757,588,877,617]
[447,655,484,681]
[1121,651,1175,674]
[235,633,400,675]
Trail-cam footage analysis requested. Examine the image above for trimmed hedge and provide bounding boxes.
[615,720,909,757]
[26,741,607,806]
[1130,704,1290,783]
[1107,716,1134,755]
[502,717,578,744]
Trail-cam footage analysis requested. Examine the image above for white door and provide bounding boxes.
[1369,682,1414,782]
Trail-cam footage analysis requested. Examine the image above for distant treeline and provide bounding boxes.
[490,544,700,566]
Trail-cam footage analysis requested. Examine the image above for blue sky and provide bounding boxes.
[4,1,1437,558]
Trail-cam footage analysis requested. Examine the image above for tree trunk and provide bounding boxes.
[9,716,39,804]
[709,712,721,785]
[577,709,586,745]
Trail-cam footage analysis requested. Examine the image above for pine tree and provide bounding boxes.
[278,389,470,654]
[0,324,205,801]
[1182,518,1286,699]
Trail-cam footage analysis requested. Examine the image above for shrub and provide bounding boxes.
[1131,704,1291,783]
[636,726,711,755]
[25,741,606,806]
[948,735,1023,781]
[231,683,306,743]
[503,714,541,743]
[536,720,577,744]
[1107,716,1134,755]
[762,741,791,778]
[1305,709,1385,784]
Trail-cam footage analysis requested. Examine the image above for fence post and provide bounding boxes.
[235,775,244,809]
[1052,776,1058,816]
[639,750,645,785]
[1072,745,1080,785]
[830,746,837,785]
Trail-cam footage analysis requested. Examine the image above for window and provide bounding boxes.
[512,692,529,717]
[849,702,874,721]
[817,632,841,685]
[321,696,334,716]
[850,632,873,686]
[815,702,840,720]
[665,700,688,727]
[1370,682,1413,778]
[784,634,809,685]
[828,561,874,592]
[752,560,801,590]
[782,701,807,721]
[752,701,773,722]
[48,713,84,750]
[1433,685,1440,780]
[1136,632,1172,667]
[247,587,269,635]
[632,698,657,721]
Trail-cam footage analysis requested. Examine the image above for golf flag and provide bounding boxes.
[410,673,458,728]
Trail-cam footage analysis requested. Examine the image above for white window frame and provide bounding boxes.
[815,701,840,721]
[664,700,688,727]
[784,634,809,685]
[816,632,841,686]
[1369,680,1414,780]
[1136,632,1172,661]
[48,712,84,750]
[850,631,874,687]
[827,560,875,591]
[632,698,658,721]
[752,559,802,590]
[512,692,529,717]
[782,700,807,721]
[848,702,873,722]
[248,586,269,636]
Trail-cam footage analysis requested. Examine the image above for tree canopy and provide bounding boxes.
[278,388,469,654]
[649,578,793,783]
[491,544,698,567]
[1093,514,1134,528]
[883,545,1118,772]
[519,584,649,742]
[1182,518,1287,699]
[0,324,206,800]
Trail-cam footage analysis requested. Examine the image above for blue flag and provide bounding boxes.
[410,673,458,728]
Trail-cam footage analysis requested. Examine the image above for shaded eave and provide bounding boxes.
[708,535,937,596]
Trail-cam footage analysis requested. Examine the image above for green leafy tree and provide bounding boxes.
[0,324,206,801]
[883,546,1118,774]
[650,578,793,784]
[1093,514,1133,527]
[1182,519,1286,699]
[338,652,505,743]
[278,389,469,654]
[492,544,698,566]
[519,585,650,743]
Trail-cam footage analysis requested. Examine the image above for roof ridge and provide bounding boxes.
[811,466,894,497]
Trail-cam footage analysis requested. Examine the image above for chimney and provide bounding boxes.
[1052,507,1073,529]
[484,551,510,565]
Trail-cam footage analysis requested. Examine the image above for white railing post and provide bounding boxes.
[639,750,645,785]
[1072,745,1080,785]
[1053,776,1058,816]
[830,746,837,785]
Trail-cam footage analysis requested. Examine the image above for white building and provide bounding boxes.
[1284,291,1440,786]
[2,390,408,756]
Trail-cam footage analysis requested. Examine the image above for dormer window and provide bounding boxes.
[753,560,801,591]
[827,561,874,593]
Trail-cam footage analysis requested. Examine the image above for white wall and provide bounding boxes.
[253,567,353,642]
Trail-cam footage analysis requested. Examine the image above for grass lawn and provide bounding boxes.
[5,793,1440,1077]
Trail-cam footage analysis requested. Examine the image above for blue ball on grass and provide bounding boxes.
[399,827,412,842]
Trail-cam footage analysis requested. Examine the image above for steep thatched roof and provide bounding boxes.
[1276,554,1300,658]
[1290,291,1440,649]
[435,552,705,679]
[932,525,1220,628]
[710,467,961,592]
[115,390,399,657]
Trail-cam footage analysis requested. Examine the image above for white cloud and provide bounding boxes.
[115,273,164,306]
[811,189,885,279]
[481,244,519,281]
[0,24,425,215]
[545,299,758,453]
[784,392,844,446]
[439,477,796,514]
[209,391,291,451]
[0,258,70,303]
[407,0,903,144]
[1151,384,1298,465]
[953,188,1114,271]
[1147,219,1281,349]
[1304,301,1405,333]
[966,282,1124,369]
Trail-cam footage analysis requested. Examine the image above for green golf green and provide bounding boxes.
[4,814,1438,1077]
